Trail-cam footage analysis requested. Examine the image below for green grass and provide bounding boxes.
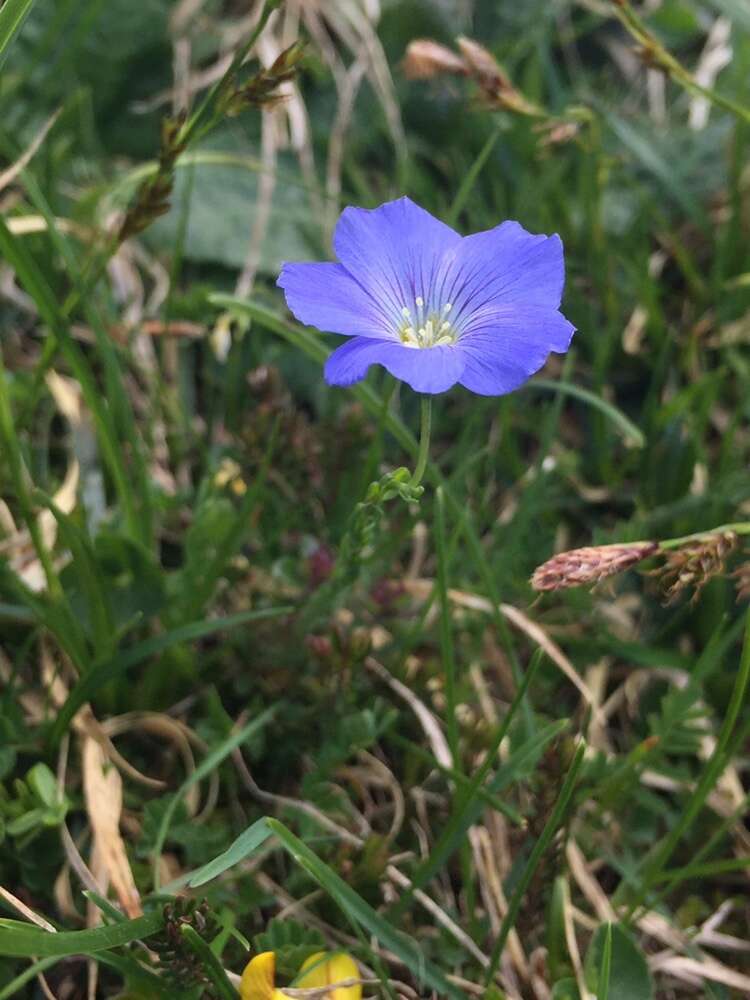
[1,1,750,998]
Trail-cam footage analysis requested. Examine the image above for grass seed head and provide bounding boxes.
[653,530,738,604]
[531,541,658,591]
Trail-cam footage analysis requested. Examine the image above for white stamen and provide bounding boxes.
[398,298,457,349]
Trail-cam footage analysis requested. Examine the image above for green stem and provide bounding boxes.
[410,395,432,488]
[435,486,459,764]
[611,0,750,125]
[657,521,750,550]
[0,350,60,598]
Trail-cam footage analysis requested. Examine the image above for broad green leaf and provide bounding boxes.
[146,135,320,273]
[585,923,653,1000]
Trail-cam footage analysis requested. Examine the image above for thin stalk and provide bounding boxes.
[435,486,459,764]
[657,521,750,550]
[598,923,613,1000]
[610,0,750,125]
[0,350,60,598]
[410,395,432,488]
[177,0,280,148]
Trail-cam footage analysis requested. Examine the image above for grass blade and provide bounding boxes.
[0,912,164,957]
[598,922,613,1000]
[188,818,274,888]
[527,379,645,448]
[179,925,237,1000]
[0,0,36,66]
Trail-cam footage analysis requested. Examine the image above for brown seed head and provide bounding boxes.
[456,36,542,115]
[732,560,750,602]
[531,541,658,591]
[652,530,738,604]
[456,37,511,89]
[402,39,468,80]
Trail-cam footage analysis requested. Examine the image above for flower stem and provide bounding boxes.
[657,521,750,551]
[410,396,432,488]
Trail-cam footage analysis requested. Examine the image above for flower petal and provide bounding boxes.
[437,223,565,323]
[240,952,276,1000]
[456,306,575,396]
[333,197,461,318]
[297,952,362,1000]
[325,337,465,394]
[277,262,393,339]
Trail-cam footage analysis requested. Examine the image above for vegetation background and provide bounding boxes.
[1,0,750,997]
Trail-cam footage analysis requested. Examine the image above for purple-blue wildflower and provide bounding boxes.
[277,196,575,395]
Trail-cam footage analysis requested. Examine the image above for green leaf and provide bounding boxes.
[187,817,274,888]
[389,655,545,918]
[0,0,36,67]
[25,763,57,809]
[0,911,164,957]
[585,924,653,1000]
[146,136,320,273]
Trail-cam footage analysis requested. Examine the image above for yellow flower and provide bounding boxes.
[239,950,361,1000]
[240,952,287,1000]
[297,952,362,999]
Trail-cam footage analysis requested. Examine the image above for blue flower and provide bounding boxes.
[277,196,575,395]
